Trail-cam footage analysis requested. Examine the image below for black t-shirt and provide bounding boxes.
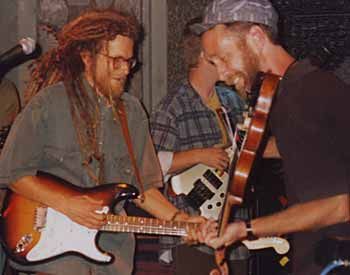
[270,59,350,274]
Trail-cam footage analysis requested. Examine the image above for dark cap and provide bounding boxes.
[191,0,278,35]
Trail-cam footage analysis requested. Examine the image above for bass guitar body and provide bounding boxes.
[170,147,235,219]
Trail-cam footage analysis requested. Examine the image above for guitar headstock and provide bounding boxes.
[242,236,290,255]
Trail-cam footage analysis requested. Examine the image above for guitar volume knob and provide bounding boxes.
[14,234,33,254]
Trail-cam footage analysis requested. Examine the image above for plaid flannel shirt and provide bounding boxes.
[150,80,249,261]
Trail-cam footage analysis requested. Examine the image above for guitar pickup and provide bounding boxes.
[203,170,223,190]
[186,179,215,209]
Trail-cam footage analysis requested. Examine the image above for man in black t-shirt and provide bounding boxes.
[192,0,350,274]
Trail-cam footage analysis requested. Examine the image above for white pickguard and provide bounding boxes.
[171,147,234,220]
[27,207,112,263]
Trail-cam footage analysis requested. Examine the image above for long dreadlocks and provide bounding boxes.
[25,9,140,184]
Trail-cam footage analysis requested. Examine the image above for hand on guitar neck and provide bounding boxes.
[198,220,248,249]
[196,219,290,255]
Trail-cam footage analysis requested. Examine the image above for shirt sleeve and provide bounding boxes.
[150,109,178,152]
[157,151,174,177]
[126,96,164,191]
[139,132,163,190]
[0,93,48,188]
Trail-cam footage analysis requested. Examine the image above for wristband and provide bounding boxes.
[245,220,257,240]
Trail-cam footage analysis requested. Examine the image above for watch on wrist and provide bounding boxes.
[245,220,257,240]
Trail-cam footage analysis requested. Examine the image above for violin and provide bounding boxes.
[213,73,281,274]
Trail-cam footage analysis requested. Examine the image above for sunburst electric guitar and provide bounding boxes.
[0,175,289,264]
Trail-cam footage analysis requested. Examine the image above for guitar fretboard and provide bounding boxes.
[101,215,198,236]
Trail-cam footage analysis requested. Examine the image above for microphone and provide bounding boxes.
[0,37,39,76]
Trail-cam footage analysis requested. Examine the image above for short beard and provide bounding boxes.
[228,43,260,99]
[95,71,126,103]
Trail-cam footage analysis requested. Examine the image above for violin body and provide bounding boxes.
[214,73,281,274]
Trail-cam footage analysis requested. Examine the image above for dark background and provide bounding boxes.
[168,0,350,92]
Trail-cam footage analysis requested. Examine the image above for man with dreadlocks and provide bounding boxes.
[0,9,200,275]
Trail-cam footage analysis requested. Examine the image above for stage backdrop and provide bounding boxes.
[0,0,168,112]
[0,1,349,111]
[167,0,350,94]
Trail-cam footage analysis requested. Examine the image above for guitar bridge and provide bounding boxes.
[34,206,47,231]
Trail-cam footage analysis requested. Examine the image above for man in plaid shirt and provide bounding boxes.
[150,21,248,275]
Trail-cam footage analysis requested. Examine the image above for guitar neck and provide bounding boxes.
[101,215,198,236]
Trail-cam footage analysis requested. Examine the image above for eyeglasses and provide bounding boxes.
[97,53,137,69]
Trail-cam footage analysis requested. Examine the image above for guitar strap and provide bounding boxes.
[217,107,236,150]
[115,101,145,201]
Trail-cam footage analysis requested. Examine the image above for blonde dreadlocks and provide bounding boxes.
[25,9,140,184]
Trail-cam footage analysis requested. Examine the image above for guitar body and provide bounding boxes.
[171,147,234,219]
[0,178,139,264]
[2,200,111,263]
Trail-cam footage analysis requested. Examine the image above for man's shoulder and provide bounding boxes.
[25,82,68,111]
[36,82,66,100]
[152,84,192,114]
[289,59,348,94]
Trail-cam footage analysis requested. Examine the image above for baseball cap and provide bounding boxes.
[191,0,278,35]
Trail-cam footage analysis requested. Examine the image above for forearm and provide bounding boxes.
[134,187,187,221]
[251,194,350,237]
[10,175,74,213]
[168,149,201,174]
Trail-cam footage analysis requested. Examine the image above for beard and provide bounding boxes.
[109,77,126,100]
[95,72,126,102]
[224,43,260,99]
